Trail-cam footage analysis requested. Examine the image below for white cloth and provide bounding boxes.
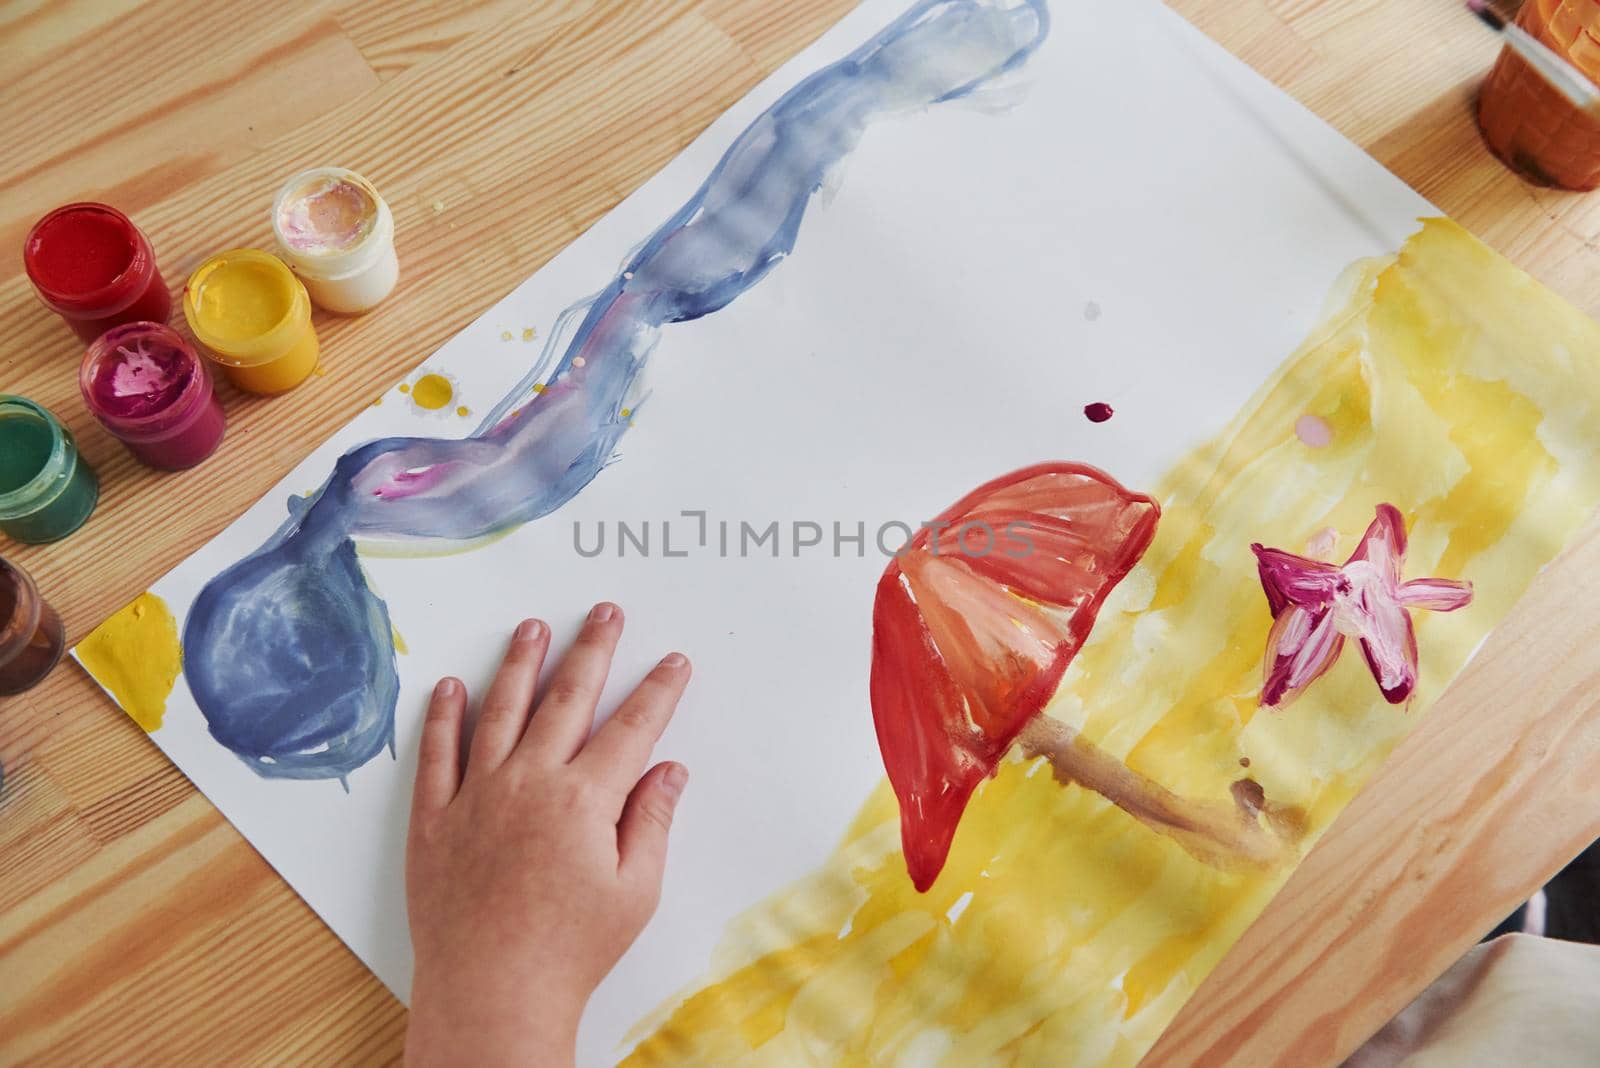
[1346,934,1600,1067]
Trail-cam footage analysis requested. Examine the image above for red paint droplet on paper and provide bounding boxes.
[1083,402,1114,423]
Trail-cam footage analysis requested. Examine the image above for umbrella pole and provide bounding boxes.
[1015,715,1297,869]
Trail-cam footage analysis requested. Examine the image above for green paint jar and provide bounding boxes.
[0,396,99,544]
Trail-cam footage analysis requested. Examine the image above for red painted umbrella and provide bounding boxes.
[871,462,1286,892]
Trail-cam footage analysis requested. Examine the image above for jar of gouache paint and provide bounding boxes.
[0,555,66,695]
[0,396,99,544]
[1478,0,1600,189]
[183,248,320,394]
[80,322,227,470]
[272,167,400,314]
[23,203,172,342]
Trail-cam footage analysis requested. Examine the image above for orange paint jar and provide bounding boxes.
[1477,0,1600,189]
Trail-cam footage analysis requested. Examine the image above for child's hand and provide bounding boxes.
[404,604,690,1067]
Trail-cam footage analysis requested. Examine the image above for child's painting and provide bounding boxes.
[74,0,1600,1063]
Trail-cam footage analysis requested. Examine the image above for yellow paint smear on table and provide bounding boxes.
[624,220,1600,1066]
[76,592,183,733]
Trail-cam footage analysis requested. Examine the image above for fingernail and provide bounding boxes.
[515,618,544,641]
[434,677,459,698]
[661,652,687,669]
[590,602,615,622]
[662,763,689,797]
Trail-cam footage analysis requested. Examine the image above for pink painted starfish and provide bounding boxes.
[1252,504,1473,708]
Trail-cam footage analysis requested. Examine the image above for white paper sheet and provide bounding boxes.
[78,0,1435,1061]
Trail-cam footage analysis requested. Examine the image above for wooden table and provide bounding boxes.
[2,1,1598,1063]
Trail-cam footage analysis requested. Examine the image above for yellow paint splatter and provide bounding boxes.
[456,406,470,418]
[392,626,409,655]
[77,593,183,733]
[355,522,518,559]
[500,330,514,342]
[624,220,1600,1065]
[313,364,328,377]
[620,408,632,418]
[411,373,454,411]
[532,383,546,394]
[398,383,410,394]
[522,327,536,341]
[372,397,383,407]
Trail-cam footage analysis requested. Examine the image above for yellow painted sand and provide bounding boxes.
[623,220,1600,1066]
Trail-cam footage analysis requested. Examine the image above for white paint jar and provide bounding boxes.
[271,167,399,314]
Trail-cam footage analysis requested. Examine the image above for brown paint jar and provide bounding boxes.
[0,556,66,696]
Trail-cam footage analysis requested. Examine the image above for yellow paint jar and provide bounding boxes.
[182,248,319,394]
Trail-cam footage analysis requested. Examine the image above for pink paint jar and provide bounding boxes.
[24,203,172,343]
[79,322,226,470]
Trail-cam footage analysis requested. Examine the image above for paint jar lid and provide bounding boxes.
[271,167,395,282]
[0,397,75,520]
[23,203,158,317]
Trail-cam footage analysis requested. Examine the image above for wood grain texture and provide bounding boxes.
[0,0,1596,1064]
[0,0,378,280]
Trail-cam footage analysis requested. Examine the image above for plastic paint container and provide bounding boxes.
[272,167,399,314]
[1478,0,1600,190]
[183,248,320,394]
[0,555,66,695]
[81,322,226,470]
[23,203,172,342]
[0,396,99,544]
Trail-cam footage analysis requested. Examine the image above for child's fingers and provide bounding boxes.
[574,653,689,791]
[518,603,623,764]
[465,619,549,774]
[617,761,688,886]
[413,677,467,816]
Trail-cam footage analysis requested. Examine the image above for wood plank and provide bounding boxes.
[699,0,854,69]
[1,0,1598,1064]
[0,1,378,281]
[0,795,384,1063]
[0,0,146,72]
[0,755,100,918]
[335,0,597,82]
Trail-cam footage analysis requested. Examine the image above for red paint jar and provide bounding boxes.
[23,203,172,342]
[80,322,226,470]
